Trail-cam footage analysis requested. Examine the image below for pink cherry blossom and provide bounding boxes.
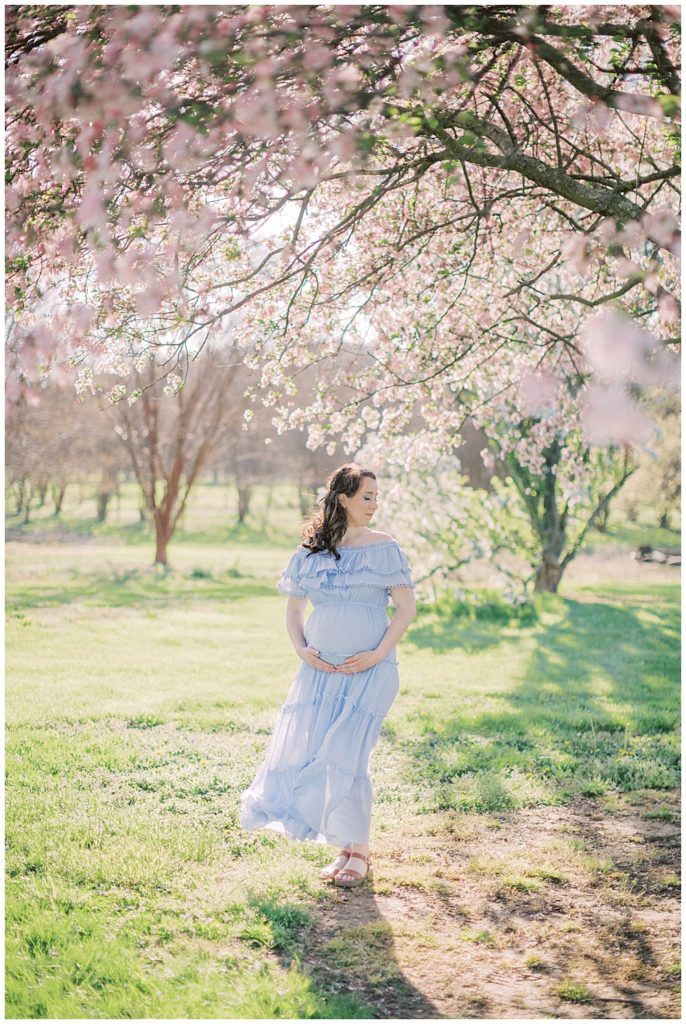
[4,0,679,479]
[510,228,531,256]
[658,291,679,325]
[580,383,656,447]
[517,370,559,418]
[579,311,657,384]
[642,208,680,250]
[75,186,108,233]
[562,234,592,275]
[135,283,165,317]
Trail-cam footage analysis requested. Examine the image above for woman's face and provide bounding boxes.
[341,478,379,526]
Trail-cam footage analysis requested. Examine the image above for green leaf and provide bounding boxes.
[458,131,478,147]
[657,94,680,117]
[456,110,478,127]
[358,131,377,153]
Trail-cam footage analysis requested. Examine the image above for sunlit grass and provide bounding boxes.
[5,490,680,1018]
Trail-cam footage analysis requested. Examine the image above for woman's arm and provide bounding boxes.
[374,585,417,660]
[285,595,337,672]
[285,595,308,654]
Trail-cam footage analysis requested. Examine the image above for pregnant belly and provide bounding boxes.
[304,603,390,662]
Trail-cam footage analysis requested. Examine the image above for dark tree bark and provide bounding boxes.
[50,482,67,516]
[507,443,636,593]
[236,482,252,524]
[95,467,120,523]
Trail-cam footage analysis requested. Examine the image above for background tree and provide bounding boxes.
[6,382,95,523]
[616,394,681,529]
[104,346,252,565]
[72,398,132,523]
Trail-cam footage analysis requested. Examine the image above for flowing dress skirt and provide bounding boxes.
[239,600,398,847]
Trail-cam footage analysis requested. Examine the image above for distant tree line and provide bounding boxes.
[7,344,677,571]
[4,343,499,564]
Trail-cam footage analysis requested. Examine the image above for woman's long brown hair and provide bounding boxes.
[301,463,377,560]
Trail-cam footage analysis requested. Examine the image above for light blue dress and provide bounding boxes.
[239,539,415,848]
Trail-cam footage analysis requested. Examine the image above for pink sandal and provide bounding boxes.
[334,852,372,888]
[319,849,352,881]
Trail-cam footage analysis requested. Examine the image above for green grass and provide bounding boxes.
[394,583,679,814]
[555,979,593,1003]
[5,486,681,1018]
[6,479,302,548]
[7,477,679,556]
[587,518,680,553]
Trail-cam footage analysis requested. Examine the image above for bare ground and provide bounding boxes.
[296,790,681,1019]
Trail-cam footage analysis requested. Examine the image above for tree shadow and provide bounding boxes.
[406,605,536,656]
[7,571,275,613]
[398,593,679,809]
[247,881,442,1019]
[429,794,681,1019]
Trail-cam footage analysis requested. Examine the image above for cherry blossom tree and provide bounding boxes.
[5,4,680,578]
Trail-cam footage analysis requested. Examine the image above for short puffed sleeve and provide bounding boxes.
[276,547,307,597]
[386,543,415,589]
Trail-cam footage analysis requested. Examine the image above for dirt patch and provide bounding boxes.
[563,550,680,588]
[299,791,680,1019]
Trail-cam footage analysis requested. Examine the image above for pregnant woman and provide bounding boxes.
[239,463,416,887]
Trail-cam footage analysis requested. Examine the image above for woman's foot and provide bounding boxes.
[319,849,351,881]
[335,851,372,887]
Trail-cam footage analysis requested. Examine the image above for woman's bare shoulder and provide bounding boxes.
[366,530,395,544]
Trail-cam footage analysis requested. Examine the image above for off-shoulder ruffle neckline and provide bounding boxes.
[299,539,397,552]
[278,537,413,596]
[339,539,397,550]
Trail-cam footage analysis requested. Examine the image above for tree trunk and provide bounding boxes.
[533,440,566,593]
[508,440,635,594]
[14,481,25,514]
[37,482,49,507]
[95,468,119,523]
[237,482,252,523]
[51,482,66,516]
[659,510,671,530]
[96,491,111,523]
[594,504,610,532]
[153,511,172,565]
[534,558,563,593]
[625,501,638,523]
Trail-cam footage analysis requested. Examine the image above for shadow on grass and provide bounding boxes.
[398,592,680,813]
[6,514,298,551]
[433,791,681,1018]
[243,884,442,1019]
[407,594,538,656]
[7,570,275,613]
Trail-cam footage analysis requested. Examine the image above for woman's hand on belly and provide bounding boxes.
[334,648,383,674]
[297,645,338,672]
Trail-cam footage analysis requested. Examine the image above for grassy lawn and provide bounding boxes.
[5,485,681,1018]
